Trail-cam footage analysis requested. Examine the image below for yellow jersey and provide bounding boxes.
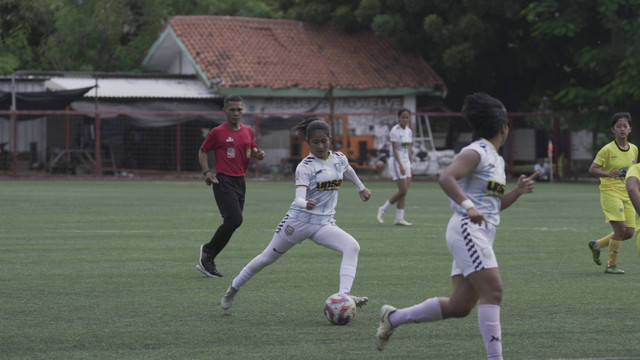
[594,140,638,198]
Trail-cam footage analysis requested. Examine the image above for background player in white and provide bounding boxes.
[375,93,538,360]
[377,108,413,226]
[220,117,372,310]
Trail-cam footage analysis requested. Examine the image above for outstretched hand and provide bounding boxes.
[517,171,538,194]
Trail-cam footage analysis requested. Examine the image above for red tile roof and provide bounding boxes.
[168,16,446,93]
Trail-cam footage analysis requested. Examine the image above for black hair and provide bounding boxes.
[462,92,509,140]
[397,108,411,117]
[611,112,632,128]
[223,94,244,108]
[293,117,331,140]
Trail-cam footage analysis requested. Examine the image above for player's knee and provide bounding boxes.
[344,240,360,256]
[447,303,475,318]
[624,228,635,240]
[482,284,503,305]
[224,215,243,230]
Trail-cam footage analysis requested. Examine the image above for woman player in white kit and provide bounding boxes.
[220,117,372,310]
[377,108,414,226]
[375,93,538,359]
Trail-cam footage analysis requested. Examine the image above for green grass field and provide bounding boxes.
[2,179,640,360]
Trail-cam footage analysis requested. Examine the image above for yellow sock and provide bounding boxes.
[608,239,622,266]
[597,232,613,249]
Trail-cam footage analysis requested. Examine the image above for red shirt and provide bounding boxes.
[201,122,257,176]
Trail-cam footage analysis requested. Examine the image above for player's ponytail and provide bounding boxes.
[294,117,331,140]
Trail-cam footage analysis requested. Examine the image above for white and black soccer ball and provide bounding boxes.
[323,293,356,325]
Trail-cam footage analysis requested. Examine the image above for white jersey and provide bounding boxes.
[389,124,412,162]
[449,139,506,226]
[287,151,350,225]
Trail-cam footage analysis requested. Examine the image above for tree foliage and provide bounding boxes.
[3,0,640,130]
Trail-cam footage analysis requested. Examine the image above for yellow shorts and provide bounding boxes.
[600,191,635,226]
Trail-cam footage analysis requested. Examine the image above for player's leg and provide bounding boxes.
[393,177,411,225]
[197,176,244,277]
[636,230,640,257]
[311,224,364,304]
[376,275,476,352]
[378,160,401,223]
[603,195,631,273]
[235,235,297,288]
[209,175,245,258]
[221,233,298,310]
[468,268,504,360]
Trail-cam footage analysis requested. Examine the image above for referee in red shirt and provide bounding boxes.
[197,95,265,277]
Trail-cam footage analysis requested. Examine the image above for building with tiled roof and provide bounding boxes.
[142,15,449,173]
[143,16,447,99]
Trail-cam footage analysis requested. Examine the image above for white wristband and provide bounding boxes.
[461,199,475,210]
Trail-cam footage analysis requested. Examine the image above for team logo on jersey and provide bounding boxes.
[317,179,342,191]
[485,180,505,197]
[226,147,236,158]
[226,137,234,143]
[334,163,341,172]
[401,142,411,148]
[284,225,295,237]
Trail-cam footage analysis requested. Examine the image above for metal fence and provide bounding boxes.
[0,109,570,180]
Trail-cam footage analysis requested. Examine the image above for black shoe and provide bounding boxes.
[196,244,223,277]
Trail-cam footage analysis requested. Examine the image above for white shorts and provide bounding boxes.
[389,158,411,180]
[446,212,498,277]
[274,214,357,249]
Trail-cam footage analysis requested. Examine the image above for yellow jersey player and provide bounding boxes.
[624,163,640,258]
[588,112,638,274]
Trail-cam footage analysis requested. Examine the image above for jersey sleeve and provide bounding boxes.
[295,160,312,188]
[200,129,216,152]
[593,146,608,167]
[389,126,399,142]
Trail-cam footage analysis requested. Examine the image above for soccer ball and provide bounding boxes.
[323,293,356,325]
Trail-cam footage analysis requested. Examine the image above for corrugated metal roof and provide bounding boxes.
[45,77,219,99]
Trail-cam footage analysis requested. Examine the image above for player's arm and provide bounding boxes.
[199,148,217,185]
[391,141,404,174]
[589,158,620,178]
[500,172,538,210]
[293,186,315,210]
[343,164,370,202]
[438,150,487,226]
[589,147,620,178]
[626,176,640,214]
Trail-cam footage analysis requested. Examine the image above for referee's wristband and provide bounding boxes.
[203,169,211,176]
[461,199,475,210]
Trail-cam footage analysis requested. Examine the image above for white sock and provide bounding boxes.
[478,304,502,360]
[388,297,442,326]
[396,209,405,221]
[381,200,392,212]
[231,267,255,290]
[339,264,356,294]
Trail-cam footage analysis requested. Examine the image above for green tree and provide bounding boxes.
[0,0,54,74]
[521,0,640,136]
